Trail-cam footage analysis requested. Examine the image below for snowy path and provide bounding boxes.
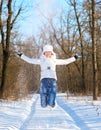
[57,95,101,130]
[0,94,101,130]
[20,95,80,130]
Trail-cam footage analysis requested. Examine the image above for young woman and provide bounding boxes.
[17,45,79,108]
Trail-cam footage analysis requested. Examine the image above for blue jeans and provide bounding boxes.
[40,78,57,108]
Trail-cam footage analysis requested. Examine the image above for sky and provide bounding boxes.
[0,93,101,130]
[18,0,67,38]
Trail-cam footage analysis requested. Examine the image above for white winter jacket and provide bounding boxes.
[21,54,76,80]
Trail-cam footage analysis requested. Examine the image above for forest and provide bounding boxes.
[0,0,101,100]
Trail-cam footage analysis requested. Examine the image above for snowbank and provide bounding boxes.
[0,94,37,130]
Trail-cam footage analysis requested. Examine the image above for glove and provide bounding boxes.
[17,52,23,57]
[74,54,82,59]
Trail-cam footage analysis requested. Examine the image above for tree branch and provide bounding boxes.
[11,7,22,29]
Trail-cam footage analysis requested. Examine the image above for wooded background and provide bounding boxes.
[0,0,101,100]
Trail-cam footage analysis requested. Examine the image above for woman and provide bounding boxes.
[17,45,79,108]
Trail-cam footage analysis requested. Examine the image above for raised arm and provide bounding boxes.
[55,54,81,65]
[55,57,76,65]
[17,53,40,65]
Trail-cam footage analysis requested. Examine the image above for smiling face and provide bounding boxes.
[44,51,52,58]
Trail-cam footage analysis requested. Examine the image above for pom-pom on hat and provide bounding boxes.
[43,45,54,54]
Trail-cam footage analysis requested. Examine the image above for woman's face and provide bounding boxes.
[44,51,52,58]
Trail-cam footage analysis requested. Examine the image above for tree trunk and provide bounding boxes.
[91,0,98,100]
[0,50,9,96]
[73,0,86,94]
[0,0,12,97]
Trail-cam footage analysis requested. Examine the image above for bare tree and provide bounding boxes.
[91,0,98,100]
[66,0,86,94]
[0,0,22,97]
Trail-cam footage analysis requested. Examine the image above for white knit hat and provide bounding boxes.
[43,45,54,54]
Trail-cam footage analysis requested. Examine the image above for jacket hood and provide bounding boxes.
[43,45,54,54]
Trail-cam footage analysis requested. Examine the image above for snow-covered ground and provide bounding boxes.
[0,93,101,130]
